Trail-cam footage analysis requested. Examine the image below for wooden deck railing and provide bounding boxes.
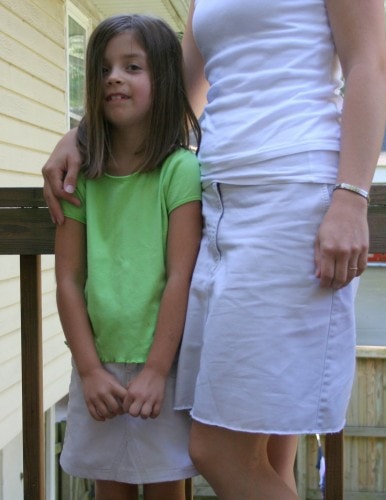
[0,185,385,500]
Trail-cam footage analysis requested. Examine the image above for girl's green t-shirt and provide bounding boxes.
[62,148,201,363]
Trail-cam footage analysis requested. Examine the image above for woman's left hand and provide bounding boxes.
[315,189,369,289]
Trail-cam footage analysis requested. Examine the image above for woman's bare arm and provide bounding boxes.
[315,0,386,289]
[42,128,81,225]
[182,0,209,118]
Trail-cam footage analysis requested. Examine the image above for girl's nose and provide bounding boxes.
[107,67,123,84]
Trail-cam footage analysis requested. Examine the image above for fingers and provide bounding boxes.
[43,181,65,225]
[85,381,128,421]
[356,251,368,276]
[85,369,165,421]
[314,189,370,289]
[123,392,162,419]
[122,368,165,419]
[41,128,81,224]
[315,240,368,289]
[344,252,368,282]
[63,164,81,197]
[87,402,108,422]
[333,262,359,289]
[125,399,155,419]
[88,394,126,421]
[89,392,163,420]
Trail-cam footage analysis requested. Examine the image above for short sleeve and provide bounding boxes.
[61,174,87,224]
[161,149,202,214]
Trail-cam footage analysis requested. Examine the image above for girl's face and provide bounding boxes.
[102,31,152,133]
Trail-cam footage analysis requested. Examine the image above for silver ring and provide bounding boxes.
[349,267,358,271]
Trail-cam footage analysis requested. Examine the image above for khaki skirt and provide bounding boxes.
[61,362,197,484]
[175,181,357,434]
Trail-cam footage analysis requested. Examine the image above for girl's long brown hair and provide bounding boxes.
[78,14,201,178]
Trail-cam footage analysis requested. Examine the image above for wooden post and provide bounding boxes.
[185,478,193,500]
[325,431,343,499]
[20,255,45,500]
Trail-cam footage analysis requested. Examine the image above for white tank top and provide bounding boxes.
[193,0,343,185]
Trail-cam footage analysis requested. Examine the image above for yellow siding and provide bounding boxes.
[0,0,99,450]
[42,256,72,411]
[0,0,66,183]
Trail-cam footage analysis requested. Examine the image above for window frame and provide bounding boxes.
[66,3,91,129]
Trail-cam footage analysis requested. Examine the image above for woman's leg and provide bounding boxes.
[143,480,186,500]
[95,480,139,500]
[268,434,298,493]
[189,421,299,500]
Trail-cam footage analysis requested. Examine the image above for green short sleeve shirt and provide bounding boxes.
[62,149,201,363]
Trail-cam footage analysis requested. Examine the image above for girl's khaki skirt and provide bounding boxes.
[61,362,197,484]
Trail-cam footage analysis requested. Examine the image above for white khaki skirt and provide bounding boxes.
[175,181,357,434]
[61,362,197,484]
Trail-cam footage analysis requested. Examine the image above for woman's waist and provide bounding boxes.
[200,149,339,188]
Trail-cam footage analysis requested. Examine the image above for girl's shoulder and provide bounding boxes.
[161,147,201,175]
[159,148,202,203]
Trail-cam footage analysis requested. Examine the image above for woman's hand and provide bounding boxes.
[315,189,369,290]
[42,128,82,224]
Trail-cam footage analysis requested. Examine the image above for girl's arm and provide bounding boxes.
[55,218,127,420]
[315,0,386,289]
[123,200,202,418]
[182,0,209,118]
[42,127,82,225]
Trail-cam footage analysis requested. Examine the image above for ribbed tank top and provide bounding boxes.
[193,0,343,185]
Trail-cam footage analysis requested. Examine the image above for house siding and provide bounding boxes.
[0,1,67,181]
[0,0,96,463]
[0,1,96,497]
[0,0,68,462]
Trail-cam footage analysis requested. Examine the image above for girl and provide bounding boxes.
[55,14,202,500]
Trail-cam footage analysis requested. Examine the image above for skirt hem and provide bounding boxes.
[188,412,346,436]
[60,460,198,484]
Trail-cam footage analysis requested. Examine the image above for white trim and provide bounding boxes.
[67,2,90,28]
[45,408,56,500]
[65,2,91,129]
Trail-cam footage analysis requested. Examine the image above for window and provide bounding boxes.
[67,4,89,128]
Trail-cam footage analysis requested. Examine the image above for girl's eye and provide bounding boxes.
[127,64,140,72]
[102,67,109,75]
